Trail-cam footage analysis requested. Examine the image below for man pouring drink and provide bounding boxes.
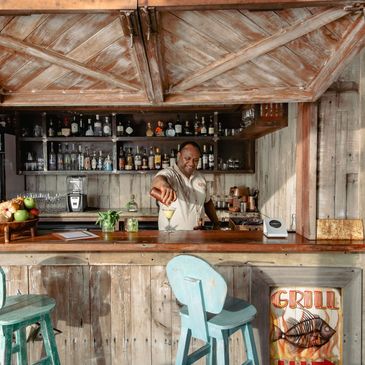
[150,141,220,231]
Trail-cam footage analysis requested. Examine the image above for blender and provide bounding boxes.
[67,176,88,212]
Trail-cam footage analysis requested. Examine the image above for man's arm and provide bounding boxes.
[151,175,177,206]
[204,199,220,229]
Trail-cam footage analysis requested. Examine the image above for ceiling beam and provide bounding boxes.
[0,1,136,13]
[170,7,349,93]
[309,15,365,100]
[0,34,139,92]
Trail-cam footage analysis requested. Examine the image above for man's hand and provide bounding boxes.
[159,184,177,206]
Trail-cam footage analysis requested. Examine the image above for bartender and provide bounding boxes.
[151,141,220,230]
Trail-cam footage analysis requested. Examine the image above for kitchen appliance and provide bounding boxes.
[263,218,288,238]
[67,176,88,212]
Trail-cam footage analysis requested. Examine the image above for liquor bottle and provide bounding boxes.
[125,120,134,136]
[103,154,113,171]
[165,122,176,137]
[208,145,214,170]
[162,153,169,169]
[57,143,64,170]
[48,119,55,137]
[200,117,207,136]
[154,147,161,169]
[103,116,111,137]
[61,117,71,137]
[141,148,148,170]
[94,114,102,136]
[91,151,97,170]
[146,122,154,137]
[97,150,103,170]
[71,115,79,136]
[148,146,155,170]
[170,149,177,167]
[208,115,215,136]
[63,143,71,170]
[78,114,84,136]
[174,115,182,136]
[77,145,84,170]
[118,147,126,170]
[85,119,94,136]
[127,194,138,212]
[57,118,62,137]
[194,114,200,136]
[70,143,78,170]
[183,120,193,136]
[155,120,164,136]
[134,146,142,171]
[202,144,208,170]
[84,148,91,170]
[116,120,124,136]
[197,153,202,170]
[48,142,57,171]
[125,148,134,170]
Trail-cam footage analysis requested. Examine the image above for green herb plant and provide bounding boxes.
[95,210,122,232]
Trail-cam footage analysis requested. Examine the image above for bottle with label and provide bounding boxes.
[162,153,170,169]
[208,144,214,170]
[57,143,64,170]
[125,148,134,170]
[125,120,134,136]
[63,143,71,170]
[77,145,84,170]
[127,194,138,212]
[78,114,84,136]
[61,117,71,137]
[103,154,113,171]
[48,142,57,171]
[57,118,62,137]
[94,114,102,136]
[148,146,155,170]
[170,149,177,167]
[48,119,55,137]
[118,147,126,170]
[208,115,215,136]
[103,116,111,137]
[70,143,78,170]
[91,151,97,170]
[146,122,154,137]
[194,114,200,136]
[134,146,142,171]
[183,120,193,136]
[200,117,207,136]
[202,144,208,170]
[116,120,124,136]
[84,147,91,170]
[85,119,94,136]
[155,120,164,136]
[97,150,103,170]
[165,122,176,137]
[141,148,149,170]
[154,147,161,169]
[71,115,79,136]
[174,115,182,136]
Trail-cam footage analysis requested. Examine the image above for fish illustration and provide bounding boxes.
[272,307,336,349]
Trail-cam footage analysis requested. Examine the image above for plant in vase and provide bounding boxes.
[96,210,122,232]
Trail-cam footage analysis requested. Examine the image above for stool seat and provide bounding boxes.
[0,295,55,325]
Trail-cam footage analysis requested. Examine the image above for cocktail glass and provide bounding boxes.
[162,206,176,232]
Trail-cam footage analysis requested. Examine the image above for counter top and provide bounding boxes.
[1,230,365,253]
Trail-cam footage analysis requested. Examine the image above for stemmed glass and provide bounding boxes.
[162,206,176,232]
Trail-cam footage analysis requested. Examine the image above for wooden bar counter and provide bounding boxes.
[0,230,363,364]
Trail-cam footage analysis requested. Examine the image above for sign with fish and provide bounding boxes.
[270,287,342,365]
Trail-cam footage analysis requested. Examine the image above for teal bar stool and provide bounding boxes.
[0,267,60,365]
[167,254,259,365]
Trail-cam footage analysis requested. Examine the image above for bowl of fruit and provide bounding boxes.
[0,196,40,243]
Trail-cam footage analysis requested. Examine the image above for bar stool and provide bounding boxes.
[167,254,259,365]
[0,267,60,365]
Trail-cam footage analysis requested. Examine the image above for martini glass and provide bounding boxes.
[162,206,176,232]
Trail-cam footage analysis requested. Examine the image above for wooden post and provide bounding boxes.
[359,49,365,231]
[296,102,318,239]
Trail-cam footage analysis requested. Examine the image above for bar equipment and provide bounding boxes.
[67,176,88,212]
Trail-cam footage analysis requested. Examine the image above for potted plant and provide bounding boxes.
[95,210,122,232]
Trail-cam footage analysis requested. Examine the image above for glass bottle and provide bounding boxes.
[103,154,113,171]
[183,120,193,136]
[57,143,64,170]
[84,147,91,171]
[48,142,57,171]
[118,147,126,170]
[200,117,207,136]
[165,122,176,137]
[117,120,124,136]
[125,120,134,136]
[208,115,215,136]
[170,149,177,167]
[134,146,142,171]
[174,115,182,136]
[48,119,55,137]
[91,151,97,170]
[146,122,154,137]
[94,114,102,137]
[77,145,84,171]
[78,114,84,136]
[155,120,164,136]
[63,143,71,170]
[71,115,79,136]
[162,153,169,169]
[125,148,134,170]
[208,144,214,170]
[85,119,94,136]
[127,194,138,212]
[70,143,78,170]
[141,148,148,170]
[154,147,161,169]
[61,116,71,137]
[202,144,208,170]
[148,146,155,170]
[97,150,104,170]
[194,114,200,136]
[103,116,111,137]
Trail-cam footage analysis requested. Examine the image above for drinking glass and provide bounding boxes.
[162,206,176,232]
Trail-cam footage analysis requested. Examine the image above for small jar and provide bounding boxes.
[125,218,138,232]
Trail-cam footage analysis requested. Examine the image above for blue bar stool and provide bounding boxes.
[167,254,259,365]
[0,267,60,365]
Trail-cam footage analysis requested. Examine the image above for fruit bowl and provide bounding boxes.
[0,218,39,243]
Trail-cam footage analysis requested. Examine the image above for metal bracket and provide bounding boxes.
[119,10,139,48]
[141,7,158,41]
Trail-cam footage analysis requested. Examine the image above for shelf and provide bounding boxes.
[116,136,214,142]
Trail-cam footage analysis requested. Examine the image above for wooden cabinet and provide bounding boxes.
[15,105,287,175]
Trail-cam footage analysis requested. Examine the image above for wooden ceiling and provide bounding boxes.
[0,0,364,108]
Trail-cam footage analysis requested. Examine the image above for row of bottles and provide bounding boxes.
[118,144,215,171]
[48,142,113,171]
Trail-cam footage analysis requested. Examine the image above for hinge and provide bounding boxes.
[120,10,140,48]
[140,7,158,41]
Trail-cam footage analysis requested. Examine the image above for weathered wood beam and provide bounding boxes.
[0,1,136,13]
[309,15,365,100]
[170,7,349,93]
[139,7,165,103]
[120,11,155,102]
[359,48,365,233]
[0,34,139,92]
[296,102,318,240]
[139,0,360,10]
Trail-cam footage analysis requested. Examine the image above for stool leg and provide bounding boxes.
[175,327,191,365]
[0,326,13,365]
[216,332,229,365]
[206,337,216,365]
[39,314,60,365]
[15,327,28,365]
[241,324,259,365]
